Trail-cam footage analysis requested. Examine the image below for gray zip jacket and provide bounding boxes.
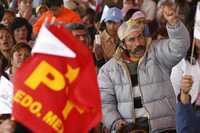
[98,22,190,133]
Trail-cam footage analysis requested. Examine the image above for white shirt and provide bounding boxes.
[171,59,200,103]
[0,76,13,114]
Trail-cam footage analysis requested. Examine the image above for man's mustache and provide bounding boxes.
[131,46,146,54]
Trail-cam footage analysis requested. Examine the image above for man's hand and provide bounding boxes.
[115,119,126,130]
[180,75,193,104]
[180,75,193,94]
[161,2,178,26]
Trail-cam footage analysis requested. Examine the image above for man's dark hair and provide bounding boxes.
[66,23,88,31]
[82,8,96,23]
[0,4,4,21]
[124,9,140,22]
[43,0,63,8]
[66,23,92,46]
[9,17,32,41]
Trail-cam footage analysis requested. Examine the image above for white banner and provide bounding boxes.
[0,76,13,114]
[194,2,200,40]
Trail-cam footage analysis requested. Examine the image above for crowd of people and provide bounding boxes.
[0,0,199,133]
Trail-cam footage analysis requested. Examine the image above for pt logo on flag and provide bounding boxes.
[13,24,102,133]
[25,61,80,92]
[14,60,82,132]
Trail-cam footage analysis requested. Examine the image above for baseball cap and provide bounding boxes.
[104,7,123,23]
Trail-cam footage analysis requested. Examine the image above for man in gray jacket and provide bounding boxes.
[98,3,190,133]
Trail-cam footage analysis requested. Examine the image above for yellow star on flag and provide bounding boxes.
[65,65,80,84]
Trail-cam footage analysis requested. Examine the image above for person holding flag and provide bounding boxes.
[33,0,81,35]
[174,2,200,133]
[0,17,102,132]
[171,1,200,113]
[176,75,200,133]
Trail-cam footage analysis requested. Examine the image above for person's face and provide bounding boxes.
[38,7,48,16]
[49,6,61,17]
[14,25,28,43]
[1,12,15,26]
[123,0,133,7]
[105,21,121,36]
[82,16,93,26]
[71,29,89,47]
[0,30,13,52]
[18,0,32,12]
[124,31,146,60]
[18,0,32,20]
[11,47,30,69]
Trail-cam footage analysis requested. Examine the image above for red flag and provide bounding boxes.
[12,24,102,133]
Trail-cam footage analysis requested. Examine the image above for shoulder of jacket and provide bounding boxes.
[100,58,120,71]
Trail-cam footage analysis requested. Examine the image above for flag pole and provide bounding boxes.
[190,39,195,64]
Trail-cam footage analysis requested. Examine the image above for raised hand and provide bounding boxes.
[180,75,193,94]
[160,2,179,26]
[115,119,127,130]
[180,75,193,104]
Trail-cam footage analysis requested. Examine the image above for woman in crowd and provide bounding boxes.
[9,17,32,45]
[0,24,14,61]
[0,42,31,133]
[6,42,31,81]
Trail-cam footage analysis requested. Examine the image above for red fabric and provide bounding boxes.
[13,25,102,133]
[33,7,81,34]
